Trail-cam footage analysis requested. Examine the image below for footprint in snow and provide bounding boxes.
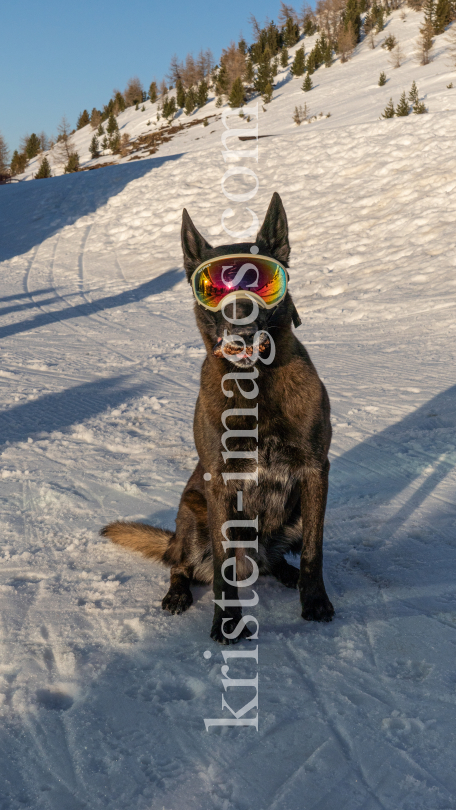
[386,658,433,681]
[36,687,74,712]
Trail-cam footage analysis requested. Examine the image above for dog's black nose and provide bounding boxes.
[226,323,258,343]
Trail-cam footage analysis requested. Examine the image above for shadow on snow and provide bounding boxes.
[0,153,184,264]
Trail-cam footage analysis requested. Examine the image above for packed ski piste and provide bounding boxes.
[1,5,456,808]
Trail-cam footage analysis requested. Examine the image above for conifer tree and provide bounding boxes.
[395,91,410,115]
[434,0,452,33]
[163,96,177,121]
[324,42,333,67]
[280,47,289,68]
[229,76,245,107]
[25,134,41,159]
[89,135,100,159]
[35,156,52,179]
[381,97,395,117]
[238,37,248,54]
[64,152,79,173]
[216,64,228,96]
[197,80,209,107]
[344,0,362,42]
[306,52,316,74]
[76,110,90,129]
[184,88,197,115]
[291,46,306,76]
[303,73,313,91]
[113,92,126,114]
[408,80,419,105]
[176,79,186,108]
[10,150,28,175]
[106,113,119,136]
[149,81,158,103]
[423,0,436,29]
[375,6,385,31]
[263,81,273,103]
[244,58,255,84]
[413,100,428,113]
[0,131,10,174]
[254,49,274,94]
[109,132,121,152]
[303,17,317,35]
[272,57,279,76]
[378,71,387,85]
[97,123,104,137]
[383,34,397,50]
[282,16,300,47]
[101,136,108,150]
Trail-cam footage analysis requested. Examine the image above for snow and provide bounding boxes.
[1,9,456,808]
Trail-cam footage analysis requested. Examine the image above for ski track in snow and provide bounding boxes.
[1,9,456,808]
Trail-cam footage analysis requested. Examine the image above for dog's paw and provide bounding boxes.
[162,588,193,615]
[210,615,252,645]
[300,591,335,623]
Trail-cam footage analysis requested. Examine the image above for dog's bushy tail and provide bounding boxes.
[100,522,174,564]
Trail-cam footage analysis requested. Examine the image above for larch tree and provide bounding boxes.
[417,19,434,63]
[124,77,144,107]
[90,108,102,129]
[53,116,74,165]
[338,23,357,61]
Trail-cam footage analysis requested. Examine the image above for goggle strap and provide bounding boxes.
[292,305,302,328]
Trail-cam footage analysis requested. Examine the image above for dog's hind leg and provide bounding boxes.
[162,565,194,614]
[270,557,299,589]
[162,464,212,615]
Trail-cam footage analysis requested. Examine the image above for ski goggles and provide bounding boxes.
[191,254,288,311]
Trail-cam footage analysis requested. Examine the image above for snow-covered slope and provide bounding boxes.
[18,8,456,180]
[1,10,456,810]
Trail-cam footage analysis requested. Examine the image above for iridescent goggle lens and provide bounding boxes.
[191,254,288,311]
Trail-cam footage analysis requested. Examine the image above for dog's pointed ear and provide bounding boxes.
[181,209,213,281]
[255,192,290,266]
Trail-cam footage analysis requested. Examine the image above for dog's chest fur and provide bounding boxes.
[238,434,301,534]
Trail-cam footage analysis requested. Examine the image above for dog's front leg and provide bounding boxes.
[207,483,255,645]
[299,462,335,622]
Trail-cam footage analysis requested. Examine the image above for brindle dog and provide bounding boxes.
[101,192,334,643]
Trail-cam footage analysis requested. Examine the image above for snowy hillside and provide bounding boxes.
[1,8,456,810]
[17,7,456,181]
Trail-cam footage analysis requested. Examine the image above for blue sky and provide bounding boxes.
[0,0,295,154]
